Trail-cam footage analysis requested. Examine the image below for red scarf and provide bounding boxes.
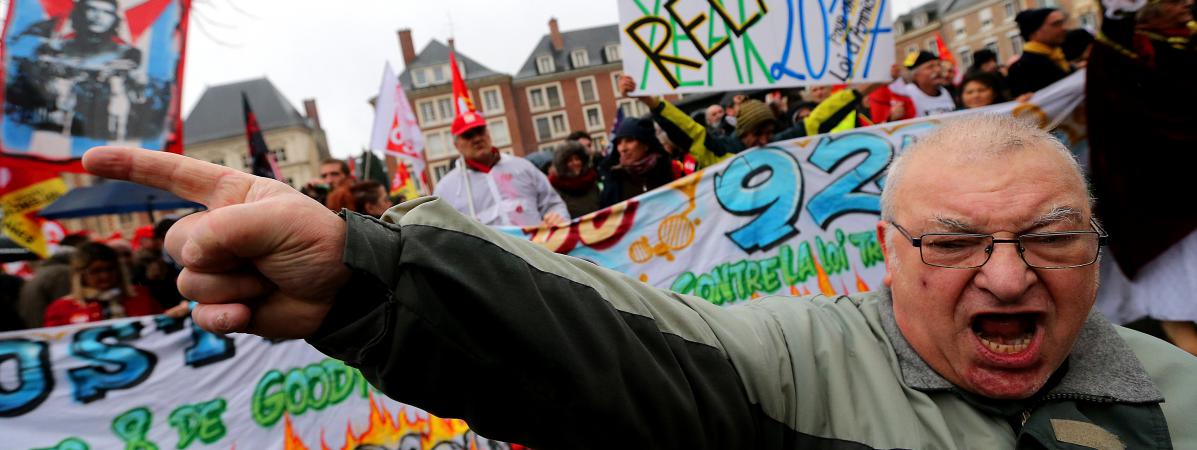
[549,169,598,191]
[463,148,500,173]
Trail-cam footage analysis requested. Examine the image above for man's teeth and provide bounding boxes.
[977,334,1032,354]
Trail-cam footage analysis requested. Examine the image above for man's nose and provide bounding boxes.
[974,241,1037,303]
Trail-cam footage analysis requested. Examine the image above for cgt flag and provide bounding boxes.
[241,92,283,181]
[1,167,66,258]
[449,50,475,116]
[369,62,427,193]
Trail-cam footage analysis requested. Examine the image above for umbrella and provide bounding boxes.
[38,180,203,221]
[0,236,38,263]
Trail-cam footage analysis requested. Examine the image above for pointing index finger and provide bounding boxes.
[83,146,275,208]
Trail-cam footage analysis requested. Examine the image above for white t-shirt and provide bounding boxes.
[889,79,957,117]
[433,153,570,227]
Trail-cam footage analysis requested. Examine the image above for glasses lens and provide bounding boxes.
[920,234,991,268]
[1021,233,1100,268]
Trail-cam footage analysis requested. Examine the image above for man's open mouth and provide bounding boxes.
[971,313,1040,355]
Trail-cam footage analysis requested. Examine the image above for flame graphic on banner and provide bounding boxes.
[281,392,484,450]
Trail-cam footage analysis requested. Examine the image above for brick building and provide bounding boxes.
[511,19,647,155]
[393,30,527,184]
[896,0,1096,70]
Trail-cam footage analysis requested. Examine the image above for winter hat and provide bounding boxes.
[734,99,774,138]
[904,50,940,69]
[1016,8,1057,40]
[613,117,666,153]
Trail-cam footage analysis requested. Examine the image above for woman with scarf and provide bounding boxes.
[44,242,185,326]
[549,140,602,217]
[599,117,676,208]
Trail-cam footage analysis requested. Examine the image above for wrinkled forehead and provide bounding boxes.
[895,144,1089,227]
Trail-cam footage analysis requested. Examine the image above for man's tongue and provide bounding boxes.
[973,314,1036,353]
[978,316,1026,338]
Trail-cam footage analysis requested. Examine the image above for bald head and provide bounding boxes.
[880,115,1088,221]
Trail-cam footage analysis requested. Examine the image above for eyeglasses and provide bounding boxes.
[890,219,1108,269]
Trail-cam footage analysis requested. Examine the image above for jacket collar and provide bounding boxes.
[876,288,1162,403]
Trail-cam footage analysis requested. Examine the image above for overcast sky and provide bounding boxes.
[0,0,923,160]
[181,0,925,159]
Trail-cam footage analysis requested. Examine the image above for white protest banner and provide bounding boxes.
[617,0,895,95]
[0,315,515,450]
[503,71,1087,304]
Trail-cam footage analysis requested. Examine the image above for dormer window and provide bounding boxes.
[604,44,621,63]
[570,49,589,69]
[537,55,555,74]
[914,14,927,28]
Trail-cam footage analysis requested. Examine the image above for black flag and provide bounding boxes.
[242,92,282,180]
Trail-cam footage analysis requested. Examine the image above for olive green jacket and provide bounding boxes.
[310,198,1197,449]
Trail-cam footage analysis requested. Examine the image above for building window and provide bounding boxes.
[431,161,452,184]
[604,44,621,63]
[533,112,569,141]
[958,47,973,67]
[583,105,604,131]
[617,99,650,118]
[1010,34,1024,56]
[537,141,561,152]
[984,40,1000,58]
[480,86,504,115]
[577,77,598,104]
[914,14,927,28]
[905,45,918,57]
[536,55,555,74]
[431,65,448,84]
[425,129,454,160]
[980,9,993,29]
[611,72,623,93]
[1079,12,1096,28]
[488,118,511,147]
[589,133,609,154]
[527,83,563,113]
[570,49,589,68]
[417,100,437,125]
[1003,1,1015,20]
[271,148,287,163]
[954,19,966,39]
[895,22,906,35]
[926,38,937,52]
[413,69,428,88]
[437,97,453,121]
[212,157,225,166]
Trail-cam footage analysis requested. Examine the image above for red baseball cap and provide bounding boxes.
[451,111,487,136]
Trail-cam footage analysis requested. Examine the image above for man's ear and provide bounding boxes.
[877,220,894,287]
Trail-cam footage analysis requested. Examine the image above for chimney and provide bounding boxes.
[398,28,417,66]
[303,99,322,130]
[549,17,563,51]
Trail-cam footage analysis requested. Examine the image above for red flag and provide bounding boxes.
[935,33,956,67]
[450,50,475,116]
[241,93,283,181]
[390,162,418,201]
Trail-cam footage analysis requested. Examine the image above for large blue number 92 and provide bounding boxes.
[714,148,805,253]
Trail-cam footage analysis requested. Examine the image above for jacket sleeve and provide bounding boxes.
[651,100,733,169]
[804,89,862,136]
[307,199,796,449]
[531,165,570,220]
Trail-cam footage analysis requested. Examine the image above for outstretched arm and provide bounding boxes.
[82,147,795,448]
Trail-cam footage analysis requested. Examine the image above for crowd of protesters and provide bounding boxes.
[4,5,1193,361]
[1,219,190,332]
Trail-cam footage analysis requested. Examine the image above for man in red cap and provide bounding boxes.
[432,111,569,227]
